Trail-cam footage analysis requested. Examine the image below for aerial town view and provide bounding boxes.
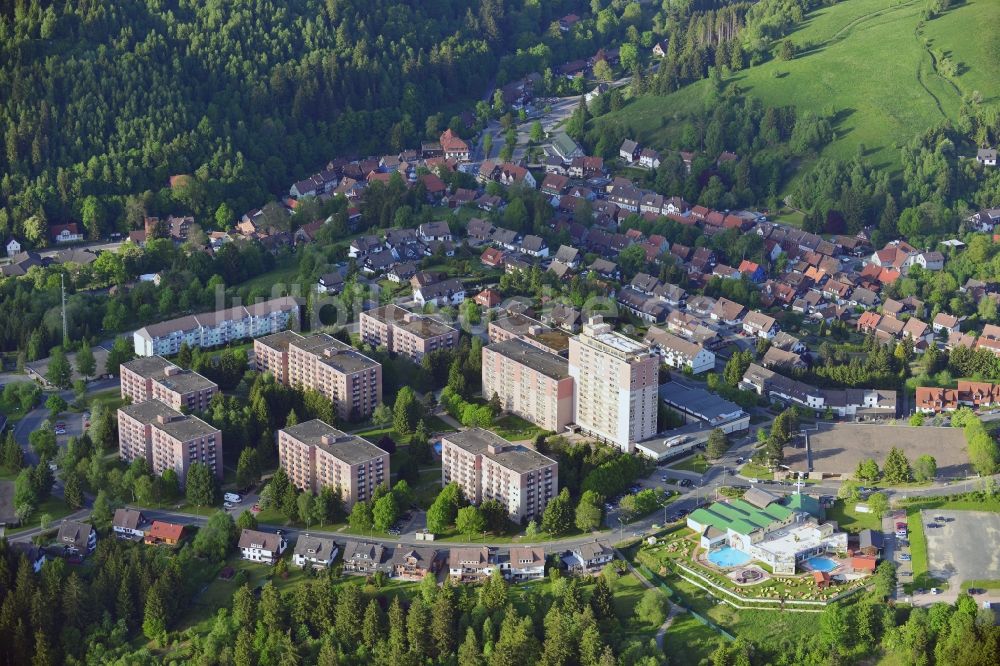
[2,0,1000,664]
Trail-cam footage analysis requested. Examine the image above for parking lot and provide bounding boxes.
[923,510,1000,587]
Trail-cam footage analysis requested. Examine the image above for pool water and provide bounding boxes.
[707,546,752,567]
[806,556,838,572]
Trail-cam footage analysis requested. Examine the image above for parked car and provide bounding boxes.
[735,457,744,464]
[934,515,946,522]
[899,554,911,561]
[931,588,941,595]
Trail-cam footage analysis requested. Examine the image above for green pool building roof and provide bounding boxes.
[689,497,793,536]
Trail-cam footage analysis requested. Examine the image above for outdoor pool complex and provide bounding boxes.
[708,546,752,567]
[806,556,838,572]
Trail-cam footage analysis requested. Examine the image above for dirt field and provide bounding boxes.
[787,423,971,478]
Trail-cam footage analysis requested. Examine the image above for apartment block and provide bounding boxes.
[488,313,570,357]
[278,419,389,508]
[120,356,218,411]
[117,400,222,483]
[359,304,459,361]
[568,317,659,452]
[256,331,382,420]
[482,338,574,432]
[133,296,301,356]
[440,429,558,522]
[253,330,304,383]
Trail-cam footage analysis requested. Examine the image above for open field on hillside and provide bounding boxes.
[599,0,998,173]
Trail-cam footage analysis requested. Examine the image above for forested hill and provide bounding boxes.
[0,0,584,236]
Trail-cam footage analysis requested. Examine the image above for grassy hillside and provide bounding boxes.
[600,0,999,173]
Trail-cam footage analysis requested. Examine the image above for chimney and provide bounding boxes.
[320,434,335,446]
[487,442,505,455]
[164,365,181,377]
[156,414,174,425]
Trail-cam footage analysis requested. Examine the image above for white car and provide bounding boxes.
[223,502,234,509]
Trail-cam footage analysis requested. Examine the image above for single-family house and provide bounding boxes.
[440,129,470,161]
[418,221,452,243]
[638,148,661,170]
[51,223,83,244]
[391,546,443,580]
[563,542,614,573]
[449,547,499,582]
[506,547,546,581]
[711,298,747,326]
[742,311,779,339]
[414,278,465,307]
[55,520,97,557]
[112,508,147,540]
[737,260,765,283]
[144,521,185,546]
[977,148,998,167]
[932,313,960,335]
[619,139,640,163]
[342,541,389,575]
[292,533,340,569]
[520,235,549,258]
[238,529,287,565]
[5,238,21,256]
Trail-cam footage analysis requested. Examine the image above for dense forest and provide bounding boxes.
[0,0,595,240]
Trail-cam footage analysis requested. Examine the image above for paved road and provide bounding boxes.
[12,378,119,466]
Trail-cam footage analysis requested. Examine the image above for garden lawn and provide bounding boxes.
[669,454,710,474]
[489,414,547,441]
[738,462,773,481]
[826,499,881,533]
[8,496,78,534]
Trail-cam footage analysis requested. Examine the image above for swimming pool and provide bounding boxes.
[707,546,752,567]
[805,556,838,572]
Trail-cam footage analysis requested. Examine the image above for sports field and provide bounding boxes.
[599,0,998,172]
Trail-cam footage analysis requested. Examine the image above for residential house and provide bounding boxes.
[144,521,184,546]
[440,129,470,161]
[413,277,465,307]
[238,529,287,564]
[418,221,452,243]
[568,156,604,179]
[563,542,614,573]
[520,235,549,258]
[506,547,546,581]
[915,387,960,413]
[762,347,806,371]
[55,520,97,557]
[711,298,747,326]
[553,245,581,268]
[481,247,506,268]
[550,131,584,161]
[977,148,998,167]
[292,534,340,569]
[737,260,765,283]
[742,311,779,339]
[932,313,960,335]
[644,327,715,374]
[5,238,21,256]
[51,223,83,244]
[638,148,661,170]
[857,529,883,557]
[316,271,345,295]
[619,139,640,163]
[112,509,147,540]
[771,332,806,353]
[475,288,502,309]
[342,541,389,575]
[390,546,443,580]
[449,547,500,582]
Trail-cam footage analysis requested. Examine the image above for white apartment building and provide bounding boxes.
[644,326,716,374]
[133,296,300,356]
[568,318,659,452]
[440,429,558,523]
